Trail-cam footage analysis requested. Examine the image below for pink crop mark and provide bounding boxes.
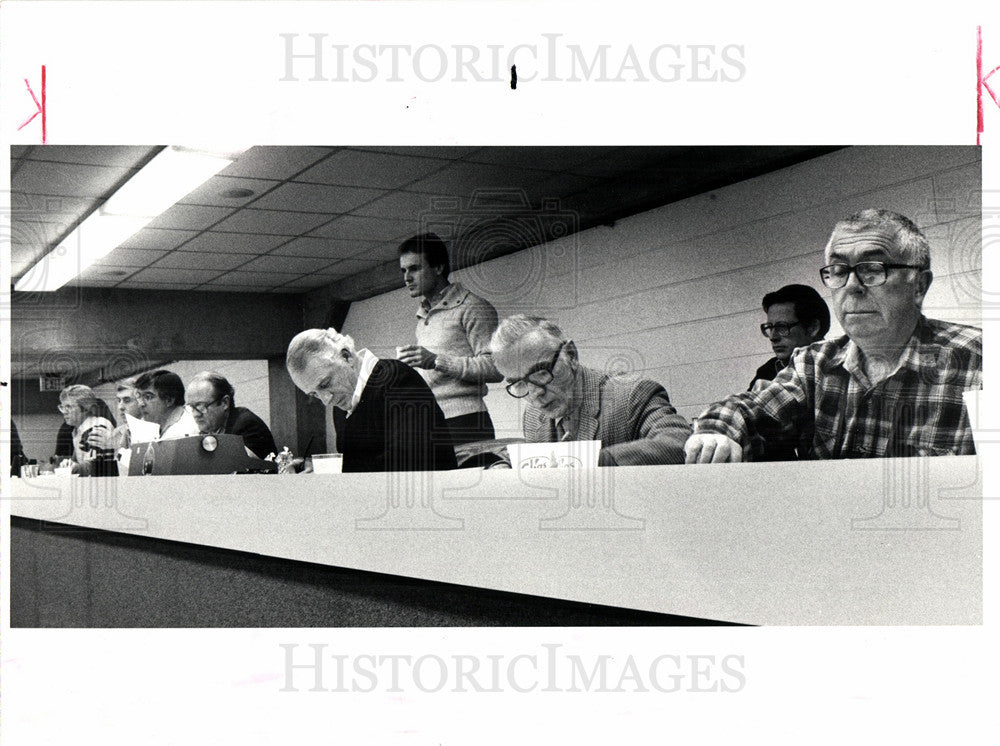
[16,65,46,143]
[979,28,999,145]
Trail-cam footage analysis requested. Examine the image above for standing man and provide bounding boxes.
[397,232,503,444]
[134,370,200,440]
[184,372,277,459]
[749,284,830,461]
[685,210,982,463]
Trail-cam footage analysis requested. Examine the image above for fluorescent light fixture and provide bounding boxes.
[14,147,236,292]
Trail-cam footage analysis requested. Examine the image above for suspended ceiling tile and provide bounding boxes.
[127,267,228,285]
[179,231,293,254]
[206,270,304,287]
[238,254,342,274]
[250,182,384,214]
[316,257,383,275]
[308,214,417,242]
[405,162,550,197]
[296,150,451,189]
[119,228,200,251]
[178,176,282,207]
[12,160,134,198]
[21,145,159,168]
[117,281,201,290]
[145,204,235,230]
[188,284,278,293]
[10,193,97,219]
[77,264,142,281]
[362,146,483,160]
[9,220,75,264]
[463,146,618,172]
[149,251,258,271]
[93,248,171,267]
[269,236,378,258]
[212,208,333,236]
[219,146,335,180]
[350,190,449,221]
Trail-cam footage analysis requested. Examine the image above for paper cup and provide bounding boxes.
[312,453,344,474]
[54,466,74,477]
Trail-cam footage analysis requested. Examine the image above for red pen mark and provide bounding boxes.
[16,65,46,143]
[979,27,999,145]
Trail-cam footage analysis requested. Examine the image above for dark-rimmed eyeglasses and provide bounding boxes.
[505,341,569,398]
[760,322,802,339]
[820,261,924,289]
[184,399,222,415]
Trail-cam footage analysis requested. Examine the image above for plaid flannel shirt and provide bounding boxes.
[694,316,982,458]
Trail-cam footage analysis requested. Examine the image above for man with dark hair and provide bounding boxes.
[397,232,503,444]
[686,210,982,463]
[184,372,277,459]
[134,370,199,440]
[750,283,831,389]
[748,284,830,461]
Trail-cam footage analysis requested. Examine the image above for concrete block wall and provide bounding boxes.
[340,146,982,436]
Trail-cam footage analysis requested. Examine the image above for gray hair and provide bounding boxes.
[490,314,567,355]
[825,209,931,269]
[59,384,105,418]
[286,328,357,373]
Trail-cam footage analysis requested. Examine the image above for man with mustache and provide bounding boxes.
[686,209,982,462]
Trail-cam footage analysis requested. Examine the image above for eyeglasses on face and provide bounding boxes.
[819,261,924,289]
[57,403,80,413]
[760,322,802,338]
[184,399,221,414]
[137,390,158,402]
[505,341,569,398]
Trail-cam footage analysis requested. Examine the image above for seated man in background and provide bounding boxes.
[686,209,982,463]
[184,372,278,459]
[134,370,200,440]
[490,314,692,466]
[749,284,830,460]
[286,328,457,473]
[396,232,503,445]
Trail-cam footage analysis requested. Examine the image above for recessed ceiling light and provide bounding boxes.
[221,188,255,199]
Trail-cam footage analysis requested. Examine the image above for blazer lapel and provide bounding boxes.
[575,366,603,441]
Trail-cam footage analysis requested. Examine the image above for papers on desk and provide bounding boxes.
[507,440,602,470]
[125,412,161,444]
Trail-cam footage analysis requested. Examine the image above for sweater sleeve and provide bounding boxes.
[432,297,503,384]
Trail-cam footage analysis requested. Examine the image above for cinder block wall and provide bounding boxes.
[344,146,981,437]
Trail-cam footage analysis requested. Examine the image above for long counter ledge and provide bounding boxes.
[6,456,982,625]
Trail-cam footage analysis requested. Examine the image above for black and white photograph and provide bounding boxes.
[1,2,997,744]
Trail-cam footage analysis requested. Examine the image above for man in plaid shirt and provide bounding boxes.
[685,209,982,463]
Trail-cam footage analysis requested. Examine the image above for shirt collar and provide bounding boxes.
[555,366,585,436]
[346,349,380,417]
[416,282,468,319]
[827,316,928,385]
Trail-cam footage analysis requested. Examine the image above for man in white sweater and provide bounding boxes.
[397,232,503,444]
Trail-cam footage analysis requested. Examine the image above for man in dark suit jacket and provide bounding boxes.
[491,314,692,466]
[286,328,456,473]
[184,372,278,459]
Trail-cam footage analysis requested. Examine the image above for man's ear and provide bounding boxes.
[914,269,933,307]
[564,340,579,367]
[805,319,822,341]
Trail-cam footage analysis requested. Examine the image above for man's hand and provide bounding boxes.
[396,345,438,370]
[684,433,743,464]
[84,424,116,450]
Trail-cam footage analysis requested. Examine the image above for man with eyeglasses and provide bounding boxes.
[749,284,830,461]
[685,209,982,463]
[184,372,277,459]
[490,314,691,466]
[134,370,200,440]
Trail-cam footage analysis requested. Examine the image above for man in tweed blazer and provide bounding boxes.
[686,210,982,463]
[491,315,692,466]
